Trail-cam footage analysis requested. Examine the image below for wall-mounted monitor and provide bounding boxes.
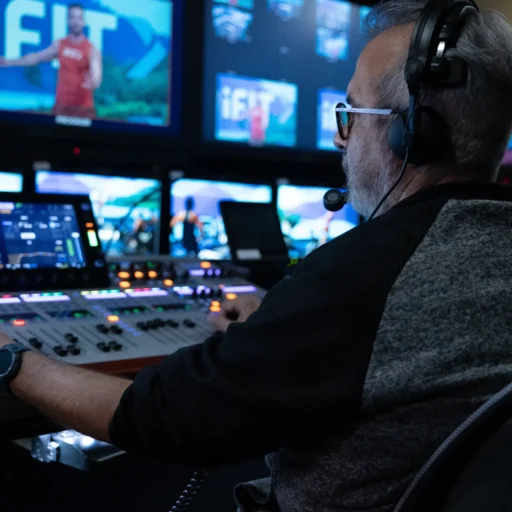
[277,184,359,259]
[170,178,272,260]
[0,171,23,192]
[502,137,512,166]
[35,170,161,256]
[203,0,369,151]
[0,0,182,136]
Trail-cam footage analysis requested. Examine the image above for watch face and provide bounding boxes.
[0,349,15,377]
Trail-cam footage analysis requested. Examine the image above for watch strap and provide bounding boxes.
[0,343,32,396]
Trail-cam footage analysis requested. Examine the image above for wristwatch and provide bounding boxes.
[0,343,31,396]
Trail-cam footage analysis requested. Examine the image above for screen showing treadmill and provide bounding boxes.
[0,202,86,270]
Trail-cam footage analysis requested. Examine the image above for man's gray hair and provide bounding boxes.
[366,0,512,178]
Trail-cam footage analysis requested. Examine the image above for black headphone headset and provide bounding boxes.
[388,0,480,165]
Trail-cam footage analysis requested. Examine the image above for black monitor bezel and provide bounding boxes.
[220,200,289,266]
[0,193,109,292]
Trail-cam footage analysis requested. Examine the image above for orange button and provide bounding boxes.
[134,271,144,279]
[226,293,237,301]
[200,261,212,269]
[210,306,221,313]
[119,281,131,289]
[148,271,158,279]
[163,279,174,287]
[107,315,120,323]
[86,222,94,228]
[12,319,26,327]
[211,301,221,308]
[118,271,130,279]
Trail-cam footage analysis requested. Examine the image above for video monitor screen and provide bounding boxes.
[0,171,23,192]
[502,137,512,166]
[277,184,359,259]
[203,0,369,151]
[0,201,86,269]
[170,178,272,260]
[35,171,161,256]
[0,0,182,135]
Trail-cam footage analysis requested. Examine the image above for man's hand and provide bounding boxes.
[0,57,9,67]
[209,295,262,333]
[82,73,95,89]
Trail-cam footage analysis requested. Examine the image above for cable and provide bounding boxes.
[169,469,208,512]
[368,149,410,222]
[103,186,162,255]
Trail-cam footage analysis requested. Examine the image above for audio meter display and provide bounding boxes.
[0,202,87,270]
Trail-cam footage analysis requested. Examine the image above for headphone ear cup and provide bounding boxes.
[389,114,408,161]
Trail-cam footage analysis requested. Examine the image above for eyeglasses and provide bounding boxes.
[335,102,401,141]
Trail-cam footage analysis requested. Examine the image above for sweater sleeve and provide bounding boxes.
[108,259,374,467]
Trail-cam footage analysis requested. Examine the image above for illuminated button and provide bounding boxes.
[163,279,174,287]
[12,319,26,327]
[148,271,158,279]
[118,272,130,279]
[211,301,221,308]
[210,306,221,313]
[87,230,99,247]
[200,262,212,269]
[86,222,94,228]
[119,281,131,289]
[226,293,238,301]
[107,315,120,323]
[134,271,144,279]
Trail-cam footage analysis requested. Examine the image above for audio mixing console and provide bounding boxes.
[0,195,265,432]
[0,259,264,374]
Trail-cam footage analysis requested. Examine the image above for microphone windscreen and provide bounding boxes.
[323,189,347,212]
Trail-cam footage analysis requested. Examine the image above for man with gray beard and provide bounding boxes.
[1,1,512,512]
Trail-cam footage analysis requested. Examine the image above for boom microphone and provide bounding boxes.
[323,189,348,212]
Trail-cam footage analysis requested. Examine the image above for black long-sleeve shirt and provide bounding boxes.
[110,182,512,512]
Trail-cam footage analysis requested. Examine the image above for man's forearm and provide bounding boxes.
[10,350,131,442]
[5,54,39,67]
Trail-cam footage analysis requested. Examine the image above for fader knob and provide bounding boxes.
[29,338,43,350]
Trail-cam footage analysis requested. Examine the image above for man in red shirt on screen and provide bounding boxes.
[248,98,267,144]
[0,3,102,118]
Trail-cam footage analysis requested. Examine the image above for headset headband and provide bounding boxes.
[405,0,479,93]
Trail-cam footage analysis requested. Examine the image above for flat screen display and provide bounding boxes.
[502,137,512,166]
[170,178,272,260]
[277,184,359,258]
[0,171,23,192]
[0,0,182,135]
[203,0,369,151]
[0,201,86,269]
[35,171,161,256]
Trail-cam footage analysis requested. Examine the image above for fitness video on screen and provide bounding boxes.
[278,185,359,259]
[316,0,351,62]
[317,89,346,150]
[267,0,303,21]
[212,0,253,44]
[35,171,161,256]
[170,178,272,260]
[0,171,23,192]
[0,0,173,129]
[216,73,298,147]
